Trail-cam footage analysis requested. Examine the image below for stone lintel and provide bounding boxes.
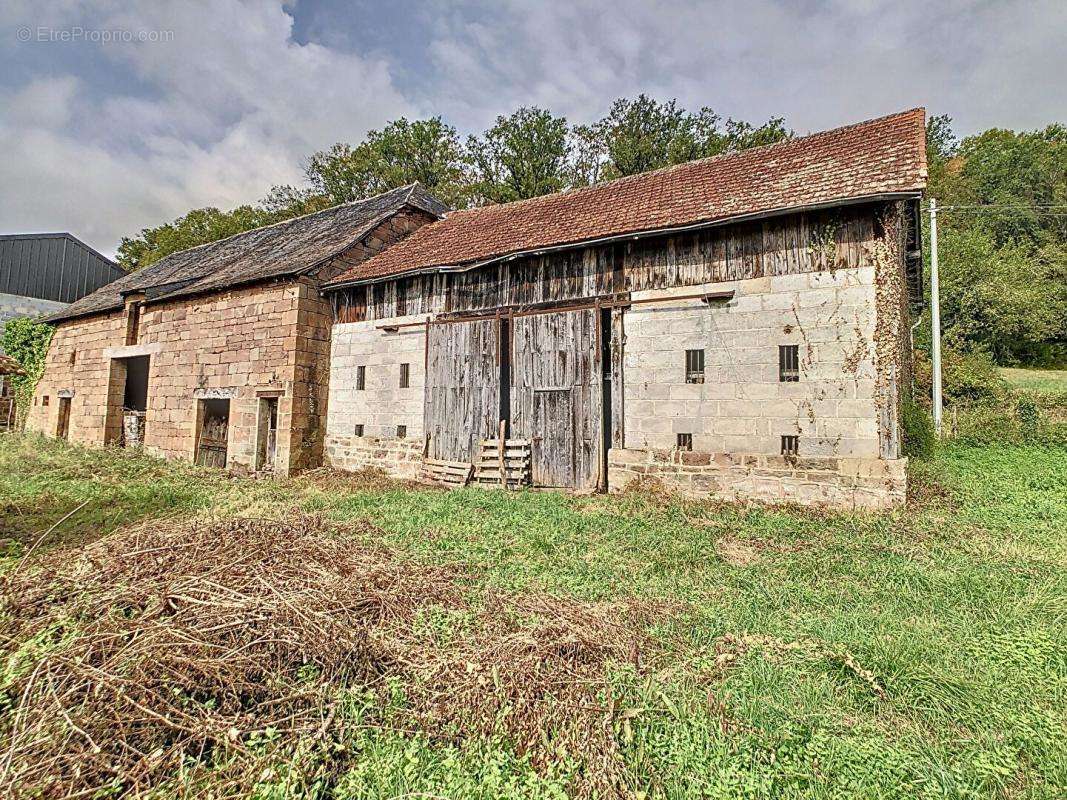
[103,343,163,359]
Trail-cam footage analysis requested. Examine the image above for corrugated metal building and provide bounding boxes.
[0,233,124,352]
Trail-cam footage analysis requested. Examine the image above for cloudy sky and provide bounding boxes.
[1,0,1064,258]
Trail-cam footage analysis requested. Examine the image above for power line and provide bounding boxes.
[922,203,1067,210]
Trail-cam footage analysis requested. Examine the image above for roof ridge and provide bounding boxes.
[442,108,926,222]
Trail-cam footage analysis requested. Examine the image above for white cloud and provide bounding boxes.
[0,0,412,254]
[1,0,1064,257]
[417,0,1066,135]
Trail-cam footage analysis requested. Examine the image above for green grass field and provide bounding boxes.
[1,434,1065,799]
[1000,367,1067,398]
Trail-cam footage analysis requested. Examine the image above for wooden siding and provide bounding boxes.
[510,309,601,489]
[331,204,881,322]
[423,319,500,462]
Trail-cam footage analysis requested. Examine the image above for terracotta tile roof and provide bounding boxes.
[0,354,27,376]
[328,108,927,287]
[49,184,449,323]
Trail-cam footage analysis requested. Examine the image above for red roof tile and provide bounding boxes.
[328,108,927,287]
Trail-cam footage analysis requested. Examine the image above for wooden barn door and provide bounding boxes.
[511,309,601,489]
[424,318,500,463]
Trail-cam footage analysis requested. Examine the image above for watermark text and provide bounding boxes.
[16,26,175,44]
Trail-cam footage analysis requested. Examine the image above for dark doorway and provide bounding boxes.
[105,356,150,446]
[255,397,279,472]
[0,376,14,431]
[599,307,613,490]
[121,356,149,447]
[123,356,149,411]
[195,399,230,468]
[56,397,71,440]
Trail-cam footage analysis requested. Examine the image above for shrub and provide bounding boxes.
[1016,396,1039,442]
[0,317,53,428]
[914,346,1006,406]
[901,398,935,459]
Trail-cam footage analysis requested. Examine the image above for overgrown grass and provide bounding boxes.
[1,433,1065,798]
[1000,367,1067,397]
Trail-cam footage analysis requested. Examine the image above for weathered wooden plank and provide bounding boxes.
[510,308,601,490]
[346,204,886,321]
[423,318,500,463]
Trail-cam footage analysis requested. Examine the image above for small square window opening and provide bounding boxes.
[354,424,364,437]
[779,345,800,382]
[677,433,693,451]
[781,435,799,456]
[685,349,705,384]
[397,425,407,439]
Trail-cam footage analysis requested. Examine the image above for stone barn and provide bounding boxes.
[27,185,447,473]
[322,109,927,509]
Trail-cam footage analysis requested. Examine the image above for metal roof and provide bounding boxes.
[0,232,124,304]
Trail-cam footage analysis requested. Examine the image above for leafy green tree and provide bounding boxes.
[924,117,1067,366]
[936,227,1066,362]
[956,125,1067,247]
[116,205,275,272]
[304,117,470,208]
[467,107,570,203]
[595,95,789,179]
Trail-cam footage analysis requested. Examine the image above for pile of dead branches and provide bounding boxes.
[0,514,667,797]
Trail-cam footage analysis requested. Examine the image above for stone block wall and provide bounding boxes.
[608,448,906,510]
[623,266,883,459]
[327,313,427,440]
[25,311,125,443]
[324,433,423,478]
[27,279,328,474]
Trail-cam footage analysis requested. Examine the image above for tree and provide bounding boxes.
[304,117,470,208]
[594,95,790,179]
[924,116,1067,366]
[467,107,570,203]
[116,205,275,272]
[599,95,691,177]
[956,125,1067,247]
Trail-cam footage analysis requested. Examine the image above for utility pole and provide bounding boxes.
[929,198,943,435]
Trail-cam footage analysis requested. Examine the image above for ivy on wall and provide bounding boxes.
[1,317,54,429]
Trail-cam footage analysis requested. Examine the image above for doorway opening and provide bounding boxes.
[56,397,71,440]
[195,399,230,468]
[255,396,279,472]
[122,356,149,447]
[105,355,150,446]
[599,307,613,490]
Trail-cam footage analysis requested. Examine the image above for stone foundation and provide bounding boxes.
[608,447,906,510]
[324,433,424,479]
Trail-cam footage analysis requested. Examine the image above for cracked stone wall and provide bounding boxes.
[622,266,882,459]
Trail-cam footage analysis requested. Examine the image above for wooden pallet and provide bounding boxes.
[420,458,474,487]
[474,439,531,488]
